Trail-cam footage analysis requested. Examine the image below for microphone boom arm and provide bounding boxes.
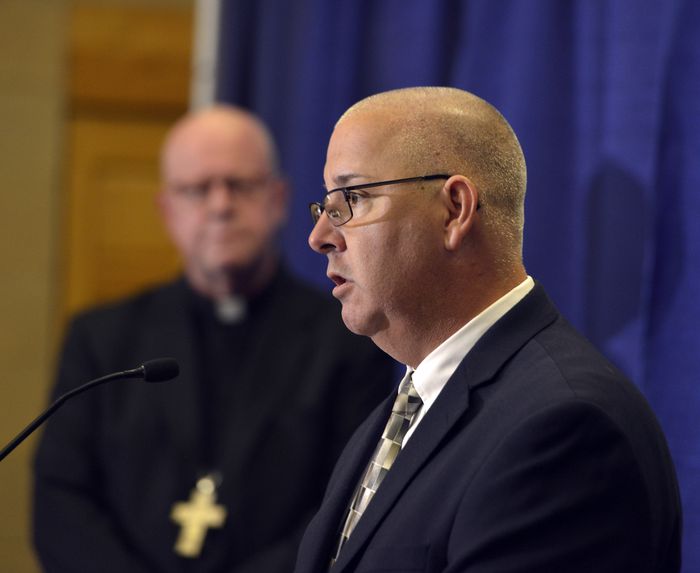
[0,360,177,462]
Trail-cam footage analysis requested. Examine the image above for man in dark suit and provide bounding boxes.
[297,87,682,572]
[33,105,395,572]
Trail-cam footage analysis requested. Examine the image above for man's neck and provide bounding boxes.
[375,268,528,367]
[188,253,279,302]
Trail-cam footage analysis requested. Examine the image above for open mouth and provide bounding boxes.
[328,273,346,287]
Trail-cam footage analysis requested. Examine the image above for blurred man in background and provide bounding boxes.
[33,105,395,573]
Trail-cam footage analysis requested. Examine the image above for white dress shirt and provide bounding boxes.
[402,276,535,446]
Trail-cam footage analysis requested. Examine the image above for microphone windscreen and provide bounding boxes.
[142,358,180,383]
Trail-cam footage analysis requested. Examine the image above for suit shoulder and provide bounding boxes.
[519,317,672,461]
[279,273,345,329]
[279,272,338,312]
[527,316,630,386]
[281,273,391,360]
[294,283,370,341]
[68,279,183,336]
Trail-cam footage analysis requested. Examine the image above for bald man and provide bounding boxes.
[295,88,681,572]
[33,105,395,573]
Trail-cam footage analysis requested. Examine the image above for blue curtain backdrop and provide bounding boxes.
[217,0,699,568]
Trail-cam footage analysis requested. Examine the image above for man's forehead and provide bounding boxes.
[324,137,391,188]
[329,111,402,156]
[325,114,414,183]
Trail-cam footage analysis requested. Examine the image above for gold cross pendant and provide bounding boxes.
[170,474,227,558]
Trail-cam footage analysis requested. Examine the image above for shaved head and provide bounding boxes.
[161,104,280,179]
[338,87,527,264]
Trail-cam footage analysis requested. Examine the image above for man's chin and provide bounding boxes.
[340,306,386,338]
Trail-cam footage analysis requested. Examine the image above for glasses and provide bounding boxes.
[309,174,451,227]
[169,176,271,203]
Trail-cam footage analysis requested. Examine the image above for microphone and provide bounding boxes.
[0,358,179,462]
[141,358,180,382]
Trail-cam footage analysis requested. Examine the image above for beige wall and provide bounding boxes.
[0,1,192,570]
[0,1,66,571]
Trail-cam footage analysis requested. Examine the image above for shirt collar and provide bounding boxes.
[409,276,535,413]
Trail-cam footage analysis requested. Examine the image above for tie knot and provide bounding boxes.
[392,374,422,417]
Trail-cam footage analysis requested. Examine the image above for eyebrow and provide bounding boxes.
[323,173,371,190]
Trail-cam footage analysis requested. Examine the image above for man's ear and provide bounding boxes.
[441,175,479,251]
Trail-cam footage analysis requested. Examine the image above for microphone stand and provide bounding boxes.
[0,367,144,462]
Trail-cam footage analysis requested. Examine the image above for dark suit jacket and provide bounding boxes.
[295,284,682,573]
[33,270,396,573]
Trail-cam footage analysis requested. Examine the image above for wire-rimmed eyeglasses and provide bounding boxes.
[309,174,451,227]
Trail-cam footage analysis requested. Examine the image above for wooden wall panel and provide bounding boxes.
[61,1,193,321]
[62,117,182,317]
[70,3,193,110]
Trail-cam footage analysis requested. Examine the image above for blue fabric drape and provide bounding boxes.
[217,1,699,568]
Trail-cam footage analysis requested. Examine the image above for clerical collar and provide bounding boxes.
[215,295,247,324]
[183,266,286,325]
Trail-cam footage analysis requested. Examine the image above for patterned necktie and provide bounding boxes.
[331,372,422,565]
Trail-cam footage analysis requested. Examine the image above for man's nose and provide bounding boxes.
[206,180,235,212]
[308,213,344,254]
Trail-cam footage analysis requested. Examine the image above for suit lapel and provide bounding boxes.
[330,284,559,572]
[297,395,395,573]
[329,368,471,572]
